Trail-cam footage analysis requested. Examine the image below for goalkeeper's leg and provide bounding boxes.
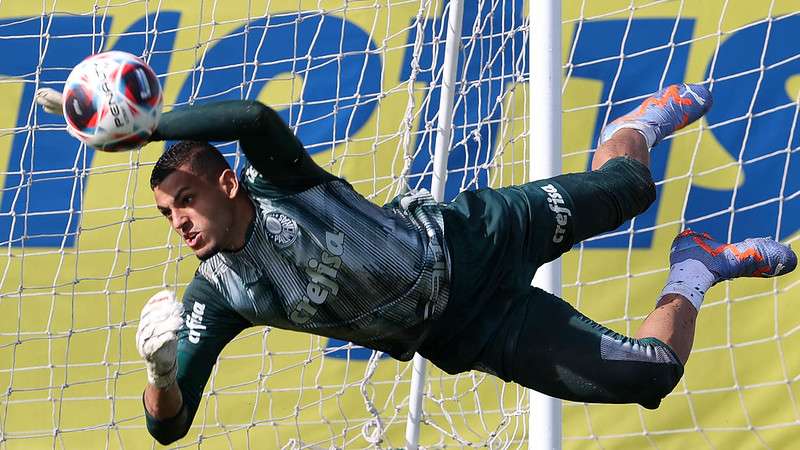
[512,82,713,268]
[470,286,684,409]
[637,230,796,362]
[468,232,795,408]
[593,82,712,169]
[419,84,712,372]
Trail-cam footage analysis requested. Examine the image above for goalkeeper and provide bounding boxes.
[37,83,798,445]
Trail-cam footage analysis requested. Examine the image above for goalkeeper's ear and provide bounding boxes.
[35,88,64,115]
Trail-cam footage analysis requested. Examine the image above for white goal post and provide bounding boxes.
[529,0,562,449]
[1,1,799,449]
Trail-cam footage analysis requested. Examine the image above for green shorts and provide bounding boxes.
[418,157,683,408]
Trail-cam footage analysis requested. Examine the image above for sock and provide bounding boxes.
[601,122,657,148]
[658,259,716,311]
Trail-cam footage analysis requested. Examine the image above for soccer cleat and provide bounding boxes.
[600,83,713,148]
[668,230,797,284]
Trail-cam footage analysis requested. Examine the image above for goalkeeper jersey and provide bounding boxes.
[191,165,449,357]
[144,100,450,444]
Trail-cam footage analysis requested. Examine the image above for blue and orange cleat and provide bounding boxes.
[600,83,713,148]
[669,230,797,284]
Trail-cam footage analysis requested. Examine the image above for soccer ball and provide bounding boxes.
[63,51,162,152]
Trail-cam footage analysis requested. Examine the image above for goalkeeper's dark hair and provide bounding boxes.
[150,141,231,190]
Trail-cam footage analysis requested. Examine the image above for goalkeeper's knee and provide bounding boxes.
[597,157,657,220]
[620,337,685,409]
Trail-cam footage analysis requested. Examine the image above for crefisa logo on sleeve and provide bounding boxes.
[540,184,572,244]
[186,301,206,344]
[264,212,299,247]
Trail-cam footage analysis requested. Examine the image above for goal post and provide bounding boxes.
[1,1,799,449]
[404,0,464,448]
[529,0,563,449]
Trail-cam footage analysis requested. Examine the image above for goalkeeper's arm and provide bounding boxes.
[36,88,336,191]
[136,290,188,443]
[150,100,338,191]
[138,276,249,445]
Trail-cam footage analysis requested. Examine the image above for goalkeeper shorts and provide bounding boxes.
[418,156,683,408]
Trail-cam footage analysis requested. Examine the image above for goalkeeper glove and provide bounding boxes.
[34,88,64,115]
[136,290,184,389]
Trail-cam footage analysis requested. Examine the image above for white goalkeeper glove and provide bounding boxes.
[136,290,184,389]
[34,88,64,115]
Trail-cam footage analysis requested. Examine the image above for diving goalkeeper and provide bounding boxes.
[36,83,797,445]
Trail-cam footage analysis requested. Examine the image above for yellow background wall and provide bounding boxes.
[0,1,798,448]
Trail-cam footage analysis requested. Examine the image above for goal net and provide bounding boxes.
[0,0,798,448]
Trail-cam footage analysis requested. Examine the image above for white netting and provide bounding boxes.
[562,1,800,448]
[0,0,799,449]
[0,1,529,448]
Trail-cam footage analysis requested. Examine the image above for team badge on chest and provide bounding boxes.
[264,212,299,247]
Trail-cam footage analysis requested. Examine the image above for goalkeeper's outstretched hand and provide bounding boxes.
[35,88,64,115]
[136,290,183,389]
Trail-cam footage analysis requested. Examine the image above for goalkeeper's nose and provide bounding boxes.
[171,213,190,233]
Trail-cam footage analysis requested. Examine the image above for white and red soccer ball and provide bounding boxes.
[63,51,162,152]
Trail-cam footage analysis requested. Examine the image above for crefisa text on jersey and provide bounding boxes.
[290,231,346,324]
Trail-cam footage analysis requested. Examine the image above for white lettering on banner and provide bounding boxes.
[290,231,345,324]
[186,301,206,344]
[540,184,572,244]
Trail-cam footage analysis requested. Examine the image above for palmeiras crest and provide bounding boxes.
[264,212,298,247]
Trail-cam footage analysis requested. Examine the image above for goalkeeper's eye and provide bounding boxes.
[158,207,172,219]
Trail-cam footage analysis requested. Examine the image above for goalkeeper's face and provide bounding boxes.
[153,164,239,260]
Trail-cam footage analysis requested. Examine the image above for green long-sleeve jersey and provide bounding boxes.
[143,101,449,444]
